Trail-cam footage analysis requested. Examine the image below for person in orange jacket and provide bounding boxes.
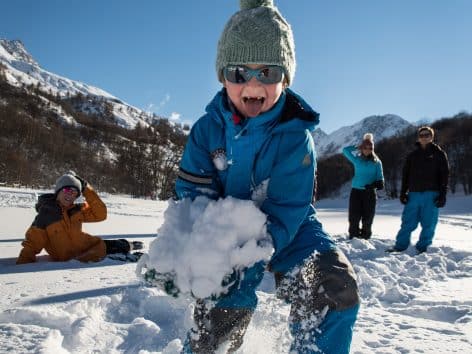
[16,171,143,264]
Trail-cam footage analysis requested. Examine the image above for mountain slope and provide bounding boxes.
[0,39,187,198]
[0,39,156,129]
[314,115,413,158]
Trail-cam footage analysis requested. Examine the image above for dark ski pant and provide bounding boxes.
[348,188,377,239]
[183,249,360,354]
[104,239,130,254]
[394,191,439,252]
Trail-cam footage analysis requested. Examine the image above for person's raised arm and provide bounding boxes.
[342,145,358,164]
[81,184,107,222]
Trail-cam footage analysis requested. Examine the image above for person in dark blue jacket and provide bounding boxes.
[343,133,385,239]
[155,1,360,353]
[388,126,449,254]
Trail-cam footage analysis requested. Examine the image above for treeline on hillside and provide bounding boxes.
[316,113,472,199]
[0,76,187,199]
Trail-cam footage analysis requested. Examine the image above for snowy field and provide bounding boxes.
[0,186,471,354]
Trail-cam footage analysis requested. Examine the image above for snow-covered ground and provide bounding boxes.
[0,186,471,353]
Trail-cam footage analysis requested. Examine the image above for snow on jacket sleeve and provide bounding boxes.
[175,118,222,200]
[262,130,316,255]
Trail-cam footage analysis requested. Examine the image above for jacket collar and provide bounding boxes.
[36,193,77,212]
[205,88,319,134]
[415,141,440,152]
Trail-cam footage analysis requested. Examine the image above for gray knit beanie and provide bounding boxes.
[216,0,296,85]
[55,171,82,195]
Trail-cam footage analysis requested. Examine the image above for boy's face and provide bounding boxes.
[224,64,285,118]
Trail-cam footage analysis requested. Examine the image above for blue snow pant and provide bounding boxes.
[394,191,439,252]
[289,305,359,354]
[183,250,359,353]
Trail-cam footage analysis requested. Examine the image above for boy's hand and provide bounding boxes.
[143,269,180,297]
[257,236,273,249]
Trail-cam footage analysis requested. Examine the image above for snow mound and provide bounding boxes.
[335,237,472,353]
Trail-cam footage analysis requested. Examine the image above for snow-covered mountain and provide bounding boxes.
[0,39,155,129]
[314,114,413,158]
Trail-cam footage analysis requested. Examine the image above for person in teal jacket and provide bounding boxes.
[154,1,360,353]
[343,134,384,239]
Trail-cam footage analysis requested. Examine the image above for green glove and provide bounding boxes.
[143,269,180,298]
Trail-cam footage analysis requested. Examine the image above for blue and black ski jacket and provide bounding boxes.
[175,88,336,273]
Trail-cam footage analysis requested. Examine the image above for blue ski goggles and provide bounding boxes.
[223,65,285,84]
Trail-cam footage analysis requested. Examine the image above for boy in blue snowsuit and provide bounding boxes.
[343,134,384,239]
[171,1,359,352]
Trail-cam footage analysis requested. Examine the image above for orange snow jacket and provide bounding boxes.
[16,186,107,264]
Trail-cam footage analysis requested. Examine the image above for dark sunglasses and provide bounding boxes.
[223,65,285,84]
[418,133,432,138]
[362,146,373,150]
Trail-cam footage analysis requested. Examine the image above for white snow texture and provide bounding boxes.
[0,187,471,353]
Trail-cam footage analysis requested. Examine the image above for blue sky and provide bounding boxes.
[1,0,471,133]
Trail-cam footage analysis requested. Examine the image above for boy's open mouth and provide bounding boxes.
[242,96,265,117]
[242,96,265,103]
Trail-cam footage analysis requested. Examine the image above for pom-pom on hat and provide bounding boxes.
[55,171,82,196]
[216,0,296,85]
[361,133,374,149]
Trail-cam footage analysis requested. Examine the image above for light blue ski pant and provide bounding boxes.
[290,304,360,354]
[395,191,439,252]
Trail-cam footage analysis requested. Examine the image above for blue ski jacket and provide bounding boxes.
[175,88,336,273]
[343,146,384,190]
